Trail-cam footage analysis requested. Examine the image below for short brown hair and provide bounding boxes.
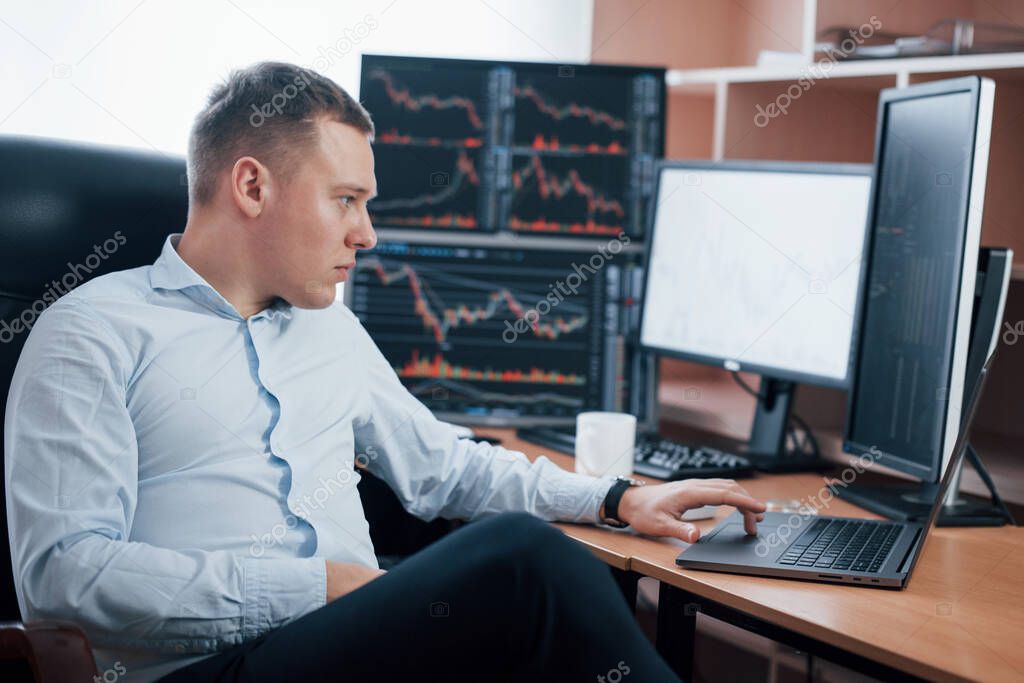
[187,62,375,205]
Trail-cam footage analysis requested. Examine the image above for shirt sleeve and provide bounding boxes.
[346,312,617,525]
[4,297,325,653]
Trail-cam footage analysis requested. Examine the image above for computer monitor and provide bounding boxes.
[344,238,649,425]
[838,76,995,519]
[638,160,872,469]
[359,54,665,239]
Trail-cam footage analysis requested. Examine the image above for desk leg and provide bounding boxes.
[656,589,929,682]
[655,583,697,679]
[610,567,640,611]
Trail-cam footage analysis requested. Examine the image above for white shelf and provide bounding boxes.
[667,51,1024,91]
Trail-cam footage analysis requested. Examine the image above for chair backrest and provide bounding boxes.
[0,135,187,619]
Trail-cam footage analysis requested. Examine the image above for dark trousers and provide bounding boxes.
[161,512,682,682]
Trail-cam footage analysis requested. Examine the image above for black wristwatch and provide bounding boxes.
[599,476,646,528]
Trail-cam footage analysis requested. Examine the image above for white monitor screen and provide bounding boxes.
[640,165,872,385]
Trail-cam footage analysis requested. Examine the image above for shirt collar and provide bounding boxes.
[150,233,293,322]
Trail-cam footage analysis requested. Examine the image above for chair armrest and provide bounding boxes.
[0,621,97,683]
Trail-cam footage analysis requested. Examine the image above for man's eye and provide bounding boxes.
[339,196,355,207]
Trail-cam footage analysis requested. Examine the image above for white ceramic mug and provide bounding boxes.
[574,411,636,478]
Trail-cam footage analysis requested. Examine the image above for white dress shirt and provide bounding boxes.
[4,233,617,682]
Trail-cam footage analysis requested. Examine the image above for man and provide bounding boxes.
[5,62,766,682]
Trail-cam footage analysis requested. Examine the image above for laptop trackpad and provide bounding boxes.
[685,523,780,563]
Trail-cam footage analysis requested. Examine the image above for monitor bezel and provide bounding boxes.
[360,52,669,81]
[341,237,648,427]
[635,158,874,390]
[842,76,993,483]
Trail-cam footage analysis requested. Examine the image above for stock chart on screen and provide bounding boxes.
[347,241,645,423]
[359,55,664,239]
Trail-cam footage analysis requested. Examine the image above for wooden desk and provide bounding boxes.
[481,428,1024,683]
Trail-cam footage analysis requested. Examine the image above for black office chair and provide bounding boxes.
[0,135,452,681]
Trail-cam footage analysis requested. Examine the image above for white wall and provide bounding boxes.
[0,0,594,155]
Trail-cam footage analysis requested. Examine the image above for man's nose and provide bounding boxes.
[348,209,377,250]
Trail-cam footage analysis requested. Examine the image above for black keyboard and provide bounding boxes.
[515,427,754,481]
[633,438,753,479]
[777,518,902,572]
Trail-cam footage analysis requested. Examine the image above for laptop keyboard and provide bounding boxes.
[777,518,902,573]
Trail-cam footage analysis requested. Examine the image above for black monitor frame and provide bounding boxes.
[842,76,993,484]
[635,158,874,390]
[359,53,666,240]
[342,236,651,427]
[360,53,668,88]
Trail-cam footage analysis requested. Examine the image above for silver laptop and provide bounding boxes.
[676,353,995,590]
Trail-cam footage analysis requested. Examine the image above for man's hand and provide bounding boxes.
[616,478,766,543]
[325,560,387,602]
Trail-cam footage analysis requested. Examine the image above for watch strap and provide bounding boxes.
[601,477,636,527]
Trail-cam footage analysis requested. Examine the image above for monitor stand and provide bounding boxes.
[937,443,1016,526]
[741,377,832,473]
[830,478,937,521]
[831,444,1015,525]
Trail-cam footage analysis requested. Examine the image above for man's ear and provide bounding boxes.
[230,156,270,218]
